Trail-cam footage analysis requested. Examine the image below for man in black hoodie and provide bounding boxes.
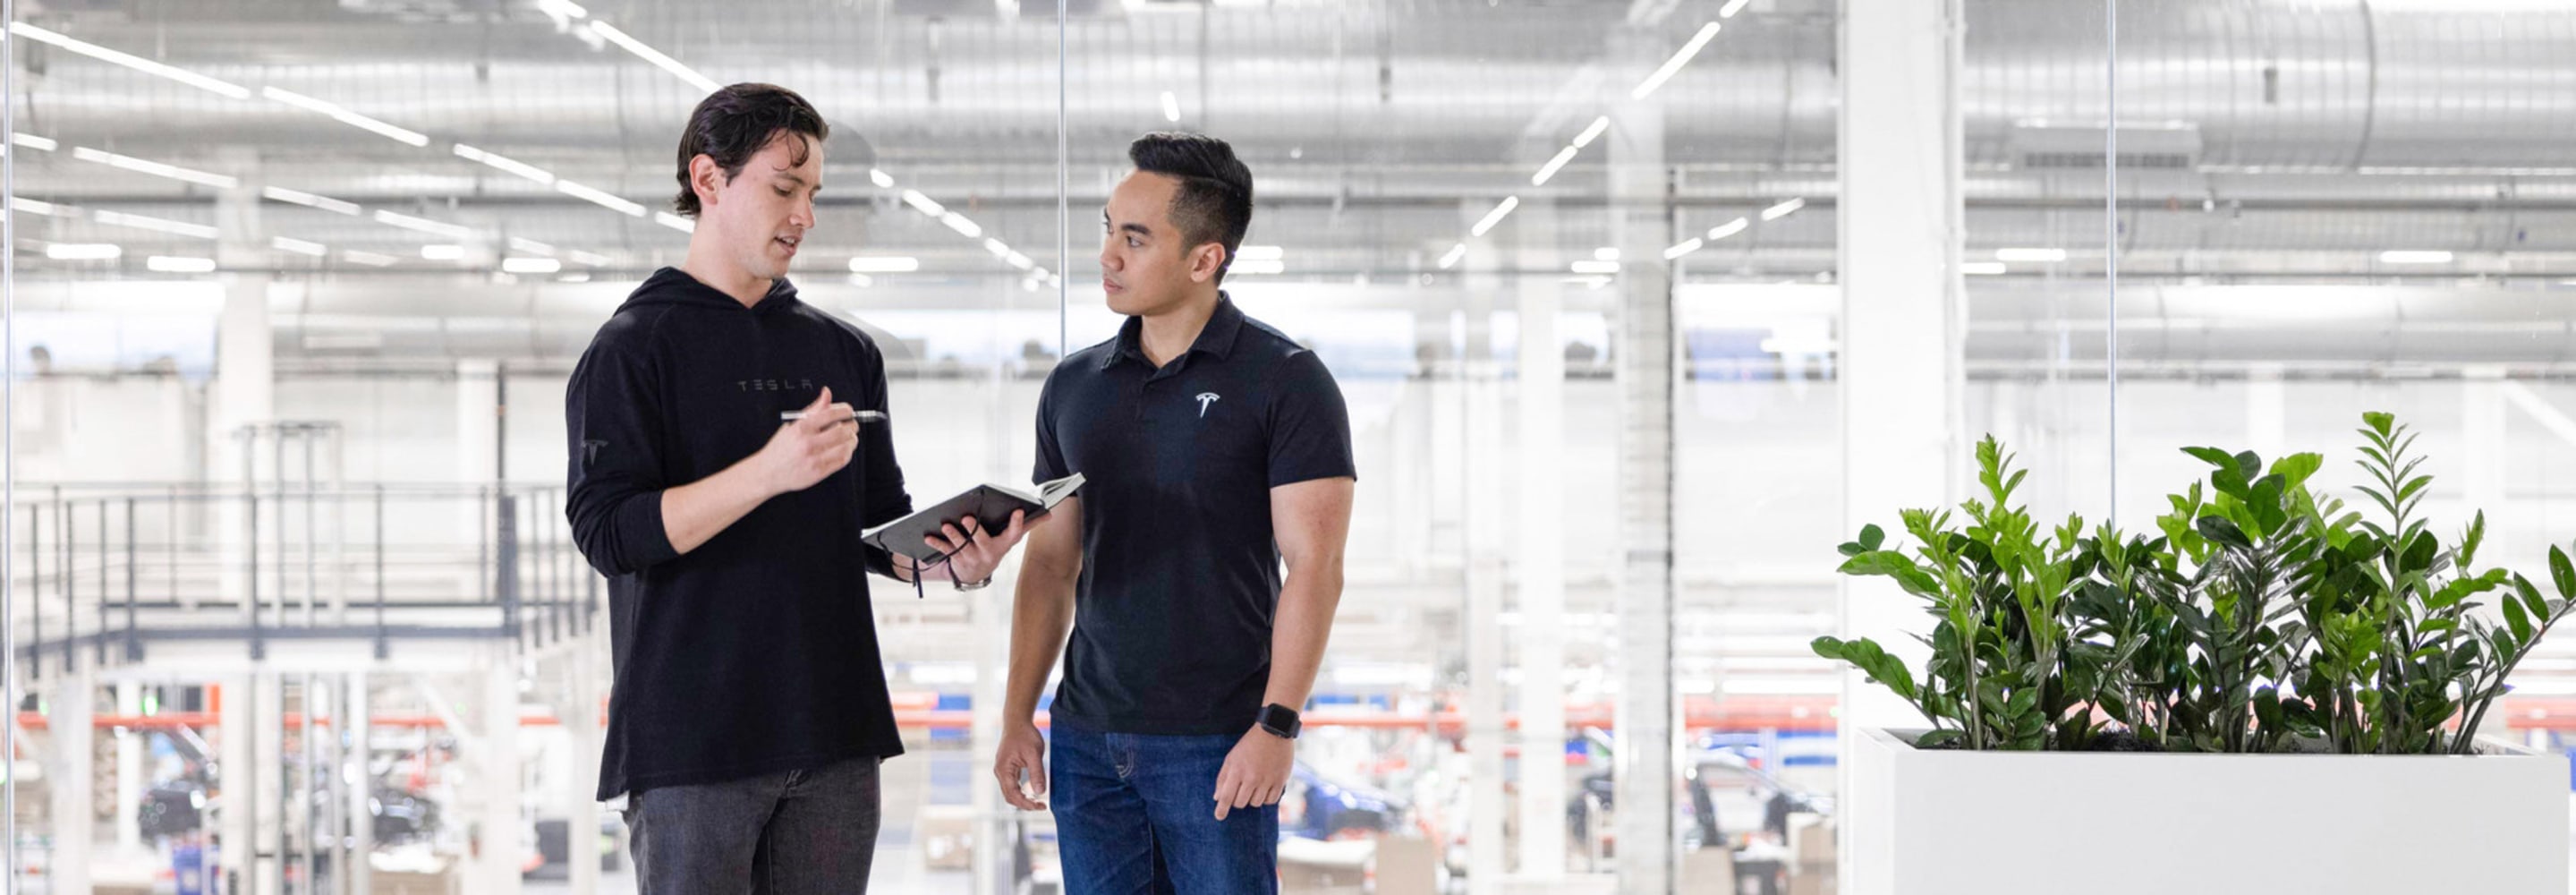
[565,82,1036,893]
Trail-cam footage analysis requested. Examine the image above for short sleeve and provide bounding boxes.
[1033,371,1071,484]
[1265,350,1356,487]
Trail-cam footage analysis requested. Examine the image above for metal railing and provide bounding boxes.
[10,482,597,672]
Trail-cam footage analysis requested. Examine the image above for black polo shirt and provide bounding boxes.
[1033,294,1356,736]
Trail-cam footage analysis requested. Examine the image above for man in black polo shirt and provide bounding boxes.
[565,83,1035,893]
[992,132,1356,894]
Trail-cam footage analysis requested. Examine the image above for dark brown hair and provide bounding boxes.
[672,83,829,218]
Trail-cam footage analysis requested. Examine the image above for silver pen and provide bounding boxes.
[780,409,888,425]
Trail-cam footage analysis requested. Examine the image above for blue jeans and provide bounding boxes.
[1050,721,1278,895]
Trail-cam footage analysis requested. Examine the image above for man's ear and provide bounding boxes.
[690,154,726,211]
[1187,243,1228,284]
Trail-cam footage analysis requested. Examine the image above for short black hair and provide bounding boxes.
[1127,132,1254,284]
[672,83,829,218]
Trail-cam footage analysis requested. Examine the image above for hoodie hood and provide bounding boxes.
[621,267,802,314]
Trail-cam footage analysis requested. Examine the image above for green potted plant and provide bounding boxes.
[1819,414,2572,895]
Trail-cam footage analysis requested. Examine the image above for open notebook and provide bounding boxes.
[862,473,1084,567]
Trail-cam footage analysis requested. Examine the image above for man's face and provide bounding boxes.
[698,132,822,281]
[1100,170,1222,317]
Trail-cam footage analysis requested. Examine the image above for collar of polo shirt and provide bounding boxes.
[1106,293,1248,370]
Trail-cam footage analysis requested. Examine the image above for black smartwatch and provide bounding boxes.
[1254,703,1302,740]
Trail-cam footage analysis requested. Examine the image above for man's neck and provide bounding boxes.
[678,239,773,309]
[1138,291,1221,368]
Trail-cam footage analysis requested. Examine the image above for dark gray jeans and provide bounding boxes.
[625,756,884,894]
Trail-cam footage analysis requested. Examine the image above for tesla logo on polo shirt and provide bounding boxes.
[1196,392,1220,418]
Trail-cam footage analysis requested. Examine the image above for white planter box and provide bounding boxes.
[1847,727,2568,895]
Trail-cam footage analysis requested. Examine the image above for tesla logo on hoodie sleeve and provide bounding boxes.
[582,439,608,465]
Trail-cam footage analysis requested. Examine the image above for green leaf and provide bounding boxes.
[2505,598,2534,644]
[2182,447,2238,470]
[1912,729,1963,749]
[1811,636,1849,661]
[2363,412,2394,437]
[2197,516,2255,550]
[2553,546,2576,599]
[1860,524,1887,552]
[2270,453,2325,489]
[2233,451,2264,482]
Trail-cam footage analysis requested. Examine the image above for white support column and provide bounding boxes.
[115,682,144,855]
[565,644,602,895]
[1461,216,1509,895]
[48,670,95,895]
[1838,0,1966,892]
[1514,200,1569,882]
[219,673,257,894]
[344,672,372,895]
[472,658,524,895]
[1610,71,1677,895]
[2245,364,2288,466]
[255,672,286,894]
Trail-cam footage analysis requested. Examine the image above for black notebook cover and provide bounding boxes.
[862,473,1084,567]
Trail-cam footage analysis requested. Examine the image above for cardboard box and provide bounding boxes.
[1680,848,1739,895]
[1789,816,1836,865]
[1372,836,1440,895]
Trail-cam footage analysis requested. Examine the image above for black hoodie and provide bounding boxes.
[565,268,913,800]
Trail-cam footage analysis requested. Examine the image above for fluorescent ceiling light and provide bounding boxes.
[1760,197,1806,220]
[567,250,611,267]
[1719,0,1753,17]
[373,209,477,240]
[270,236,328,257]
[261,186,361,216]
[1570,260,1621,275]
[587,21,721,94]
[146,255,217,274]
[507,237,557,256]
[95,209,220,240]
[536,0,590,18]
[261,87,429,148]
[940,212,982,238]
[1996,247,2068,262]
[455,144,557,185]
[902,191,945,217]
[1962,260,2007,276]
[1160,91,1182,123]
[502,257,563,275]
[72,147,238,189]
[1233,259,1285,276]
[1572,116,1611,149]
[1470,195,1519,237]
[1437,243,1468,269]
[2379,250,2453,264]
[46,243,122,260]
[1530,145,1580,186]
[555,179,646,217]
[1594,247,1620,261]
[848,273,875,288]
[421,244,467,260]
[983,237,1012,257]
[11,133,55,151]
[1238,245,1285,261]
[1630,22,1722,100]
[9,22,252,99]
[1006,251,1034,270]
[1707,217,1750,240]
[848,256,920,273]
[870,168,895,189]
[342,250,398,267]
[655,212,695,233]
[11,197,57,216]
[1662,238,1705,260]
